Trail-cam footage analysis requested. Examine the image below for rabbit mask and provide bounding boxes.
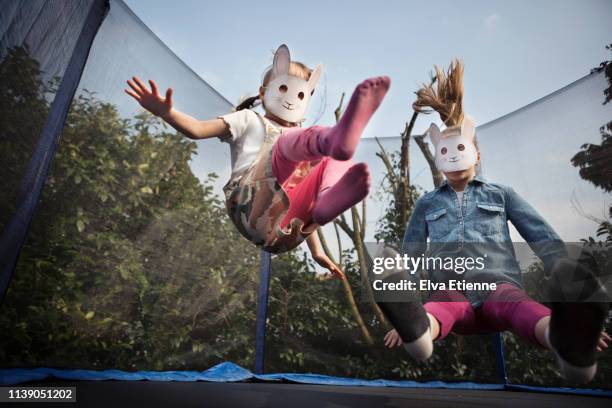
[428,116,478,173]
[262,44,322,124]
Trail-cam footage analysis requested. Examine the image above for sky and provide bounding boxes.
[82,0,612,269]
[123,0,612,138]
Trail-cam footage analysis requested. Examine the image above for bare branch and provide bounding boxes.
[333,222,343,265]
[375,137,399,194]
[414,134,444,187]
[361,199,366,241]
[316,227,373,345]
[349,207,389,326]
[334,92,346,123]
[334,217,353,237]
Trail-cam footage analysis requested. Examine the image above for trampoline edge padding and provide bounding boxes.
[0,362,610,397]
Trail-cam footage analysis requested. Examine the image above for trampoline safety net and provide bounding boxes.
[0,0,610,392]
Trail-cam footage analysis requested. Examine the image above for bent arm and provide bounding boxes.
[306,233,324,258]
[162,108,230,140]
[504,186,567,271]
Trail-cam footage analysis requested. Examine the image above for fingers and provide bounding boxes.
[165,88,173,105]
[124,89,141,102]
[384,330,402,348]
[596,331,610,352]
[149,79,159,97]
[393,336,403,347]
[133,76,149,93]
[126,79,144,96]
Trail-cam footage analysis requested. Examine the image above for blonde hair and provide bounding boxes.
[413,59,464,127]
[236,61,313,111]
[262,61,312,85]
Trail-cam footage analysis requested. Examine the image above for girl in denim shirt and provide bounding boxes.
[378,61,609,383]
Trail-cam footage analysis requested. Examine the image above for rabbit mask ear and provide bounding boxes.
[461,115,476,142]
[428,123,443,147]
[307,64,323,91]
[272,44,291,79]
[263,44,320,124]
[433,117,479,173]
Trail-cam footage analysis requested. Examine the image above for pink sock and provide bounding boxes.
[272,76,390,184]
[321,76,391,160]
[312,163,371,225]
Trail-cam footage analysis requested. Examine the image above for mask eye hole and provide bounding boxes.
[457,144,465,151]
[279,84,288,93]
[441,147,448,155]
[298,91,304,100]
[310,89,315,96]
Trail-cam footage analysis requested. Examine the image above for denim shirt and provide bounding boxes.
[401,175,565,305]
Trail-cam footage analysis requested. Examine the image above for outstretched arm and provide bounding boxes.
[306,233,345,279]
[125,76,229,140]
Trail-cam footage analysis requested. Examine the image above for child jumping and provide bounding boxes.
[377,60,609,383]
[125,44,390,278]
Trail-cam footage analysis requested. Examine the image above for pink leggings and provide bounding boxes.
[425,283,551,345]
[272,126,353,228]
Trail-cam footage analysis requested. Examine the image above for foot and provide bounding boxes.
[323,76,391,161]
[548,257,609,383]
[312,163,371,225]
[374,247,433,361]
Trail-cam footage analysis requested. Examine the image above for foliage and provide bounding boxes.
[0,44,610,390]
[374,147,420,246]
[0,47,260,370]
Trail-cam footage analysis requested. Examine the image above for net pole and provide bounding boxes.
[254,250,272,374]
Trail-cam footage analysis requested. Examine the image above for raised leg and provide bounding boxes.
[271,76,391,185]
[324,76,390,160]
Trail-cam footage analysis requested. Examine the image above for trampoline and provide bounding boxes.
[1,380,610,408]
[0,0,610,406]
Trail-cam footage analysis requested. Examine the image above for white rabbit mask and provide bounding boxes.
[262,44,322,124]
[428,116,478,173]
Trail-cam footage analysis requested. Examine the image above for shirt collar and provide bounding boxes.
[439,174,487,189]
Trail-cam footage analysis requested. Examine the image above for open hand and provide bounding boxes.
[384,329,403,348]
[597,331,610,352]
[125,77,173,118]
[313,253,345,280]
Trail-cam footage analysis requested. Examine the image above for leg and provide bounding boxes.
[480,284,600,382]
[547,257,609,383]
[271,76,391,182]
[280,158,371,228]
[278,159,329,229]
[324,76,391,160]
[272,126,330,185]
[479,283,551,346]
[424,290,476,341]
[374,247,432,361]
[312,161,371,225]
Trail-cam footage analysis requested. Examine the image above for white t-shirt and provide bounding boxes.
[219,109,286,179]
[456,190,464,204]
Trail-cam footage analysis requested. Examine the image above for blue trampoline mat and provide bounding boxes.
[1,362,611,397]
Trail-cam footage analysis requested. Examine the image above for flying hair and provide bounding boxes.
[413,59,465,128]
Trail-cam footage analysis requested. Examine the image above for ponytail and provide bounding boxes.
[236,95,261,111]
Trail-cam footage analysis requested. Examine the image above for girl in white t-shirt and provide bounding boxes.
[125,44,389,278]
